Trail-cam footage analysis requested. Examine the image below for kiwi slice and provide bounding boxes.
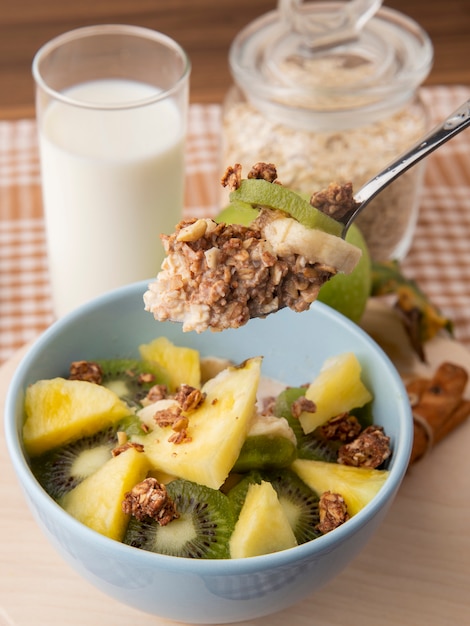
[123,479,235,559]
[96,358,170,408]
[229,179,342,236]
[215,200,260,226]
[232,435,297,473]
[262,469,321,544]
[297,430,341,462]
[273,386,307,441]
[30,415,143,501]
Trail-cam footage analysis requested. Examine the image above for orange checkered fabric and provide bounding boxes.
[1,89,470,365]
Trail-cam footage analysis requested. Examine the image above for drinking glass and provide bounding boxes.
[33,24,191,317]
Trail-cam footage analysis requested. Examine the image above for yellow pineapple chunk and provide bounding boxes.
[23,378,131,457]
[292,459,389,517]
[133,357,261,490]
[139,336,200,391]
[229,481,298,558]
[299,352,372,434]
[60,447,149,541]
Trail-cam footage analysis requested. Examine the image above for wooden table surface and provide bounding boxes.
[1,0,469,119]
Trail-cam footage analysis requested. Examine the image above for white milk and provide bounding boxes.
[39,79,185,317]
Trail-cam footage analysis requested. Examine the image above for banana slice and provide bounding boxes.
[261,212,359,273]
[144,210,361,333]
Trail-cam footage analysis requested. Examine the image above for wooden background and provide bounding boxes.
[1,0,469,119]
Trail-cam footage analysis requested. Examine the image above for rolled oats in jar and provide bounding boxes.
[221,0,433,261]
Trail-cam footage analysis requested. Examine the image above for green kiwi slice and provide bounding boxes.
[262,469,321,544]
[273,386,307,441]
[232,434,297,473]
[297,431,340,462]
[96,358,170,408]
[214,200,260,226]
[229,179,343,236]
[123,479,235,559]
[30,415,143,501]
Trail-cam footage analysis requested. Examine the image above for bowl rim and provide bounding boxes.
[4,280,413,573]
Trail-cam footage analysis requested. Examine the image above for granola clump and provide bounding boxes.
[151,401,192,444]
[144,384,206,446]
[220,163,242,191]
[167,425,192,445]
[122,477,179,526]
[112,440,145,457]
[319,412,362,443]
[174,384,206,412]
[338,425,391,468]
[247,162,278,183]
[111,431,145,457]
[290,396,317,419]
[153,402,183,428]
[69,360,103,384]
[137,371,157,385]
[316,491,350,534]
[142,383,169,406]
[310,182,359,221]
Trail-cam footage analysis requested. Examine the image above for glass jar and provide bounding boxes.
[221,0,433,261]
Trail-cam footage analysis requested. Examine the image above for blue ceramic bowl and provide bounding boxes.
[4,280,412,624]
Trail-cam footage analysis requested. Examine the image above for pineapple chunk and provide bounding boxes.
[229,481,298,558]
[139,336,200,391]
[23,378,131,457]
[133,357,261,489]
[60,446,149,541]
[292,459,389,517]
[299,352,372,434]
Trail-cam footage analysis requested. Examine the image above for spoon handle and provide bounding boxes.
[341,99,470,233]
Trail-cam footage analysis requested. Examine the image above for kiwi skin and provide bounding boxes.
[29,415,143,501]
[123,479,235,559]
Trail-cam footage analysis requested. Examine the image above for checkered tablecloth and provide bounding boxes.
[1,86,470,365]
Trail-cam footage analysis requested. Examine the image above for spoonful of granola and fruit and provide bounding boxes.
[144,99,470,333]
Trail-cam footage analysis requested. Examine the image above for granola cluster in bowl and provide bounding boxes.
[4,280,412,623]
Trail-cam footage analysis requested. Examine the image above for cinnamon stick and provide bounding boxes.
[406,362,470,464]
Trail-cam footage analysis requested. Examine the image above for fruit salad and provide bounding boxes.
[22,337,392,559]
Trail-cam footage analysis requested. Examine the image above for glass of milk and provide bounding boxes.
[33,25,190,318]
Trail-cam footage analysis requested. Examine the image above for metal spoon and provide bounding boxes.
[339,99,470,237]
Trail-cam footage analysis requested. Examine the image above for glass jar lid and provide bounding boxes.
[229,0,433,130]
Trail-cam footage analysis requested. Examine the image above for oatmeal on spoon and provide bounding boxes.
[144,163,361,332]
